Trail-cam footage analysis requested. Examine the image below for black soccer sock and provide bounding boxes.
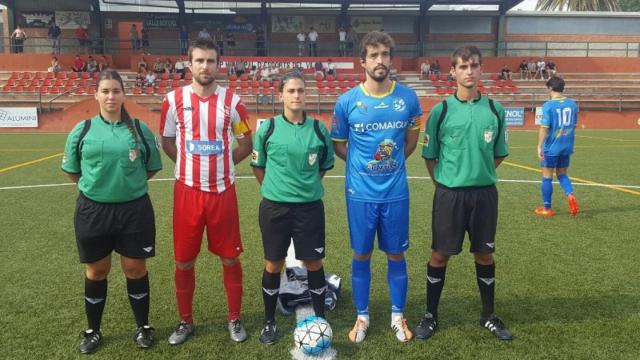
[126,273,150,328]
[426,264,446,318]
[307,267,326,319]
[262,270,280,323]
[85,277,108,331]
[475,262,496,318]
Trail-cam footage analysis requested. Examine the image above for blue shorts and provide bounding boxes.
[541,154,570,169]
[346,198,409,255]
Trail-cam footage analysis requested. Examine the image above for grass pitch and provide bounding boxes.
[1,130,639,359]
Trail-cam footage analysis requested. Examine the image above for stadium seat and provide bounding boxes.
[86,86,96,95]
[228,74,238,82]
[81,72,90,79]
[13,86,24,92]
[34,72,43,79]
[439,74,448,81]
[50,86,62,94]
[157,86,168,95]
[39,85,49,94]
[357,73,365,82]
[509,86,519,93]
[435,87,446,96]
[160,73,170,81]
[24,85,36,93]
[2,85,12,93]
[69,72,78,79]
[45,72,54,79]
[172,73,182,81]
[145,86,154,95]
[239,74,249,81]
[348,80,357,88]
[185,72,192,81]
[337,73,346,82]
[315,73,324,82]
[172,81,181,90]
[159,80,168,87]
[10,71,20,80]
[133,87,143,95]
[21,72,32,80]
[272,79,281,92]
[326,75,335,82]
[74,87,85,95]
[239,87,249,95]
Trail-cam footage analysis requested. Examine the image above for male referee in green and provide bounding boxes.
[416,45,512,341]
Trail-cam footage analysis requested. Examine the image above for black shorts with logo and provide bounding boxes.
[431,184,498,256]
[74,193,156,263]
[259,198,325,261]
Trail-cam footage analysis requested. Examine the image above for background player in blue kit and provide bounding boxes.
[331,31,422,343]
[535,76,580,217]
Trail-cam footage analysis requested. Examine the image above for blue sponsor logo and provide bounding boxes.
[186,140,224,155]
[505,107,524,126]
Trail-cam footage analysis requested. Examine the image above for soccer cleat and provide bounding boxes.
[534,207,555,217]
[348,318,369,343]
[79,329,102,354]
[481,314,513,340]
[414,313,438,340]
[567,194,579,216]
[228,319,247,343]
[134,325,154,349]
[391,315,413,342]
[259,320,277,345]
[168,321,194,345]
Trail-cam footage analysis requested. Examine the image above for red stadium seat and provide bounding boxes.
[69,72,78,79]
[50,86,62,94]
[326,75,335,82]
[228,74,238,81]
[39,85,49,94]
[357,73,365,82]
[13,86,24,92]
[86,86,96,95]
[172,73,182,81]
[272,79,281,92]
[336,73,346,82]
[74,87,85,95]
[133,87,143,95]
[315,73,324,82]
[239,74,249,81]
[157,86,168,95]
[2,85,13,93]
[185,72,192,81]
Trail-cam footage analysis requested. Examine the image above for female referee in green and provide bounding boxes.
[251,72,335,345]
[61,69,162,354]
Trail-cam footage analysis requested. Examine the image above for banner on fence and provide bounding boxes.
[0,108,38,128]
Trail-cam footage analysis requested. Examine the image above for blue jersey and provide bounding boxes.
[541,97,578,156]
[331,82,422,202]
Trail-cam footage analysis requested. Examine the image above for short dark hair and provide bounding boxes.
[450,45,483,67]
[359,31,395,60]
[188,37,220,63]
[279,72,305,93]
[546,76,565,92]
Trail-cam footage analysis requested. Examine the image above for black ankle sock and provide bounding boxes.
[126,273,150,327]
[307,267,326,319]
[262,270,280,323]
[475,262,496,318]
[426,264,446,318]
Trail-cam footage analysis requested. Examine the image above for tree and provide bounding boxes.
[620,0,640,11]
[536,0,622,11]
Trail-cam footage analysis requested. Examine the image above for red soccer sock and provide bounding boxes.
[175,267,195,324]
[222,261,243,321]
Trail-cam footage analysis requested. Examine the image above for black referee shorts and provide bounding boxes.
[431,184,498,256]
[259,198,325,261]
[74,193,156,263]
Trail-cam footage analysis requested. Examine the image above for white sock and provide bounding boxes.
[357,314,370,326]
[391,312,403,325]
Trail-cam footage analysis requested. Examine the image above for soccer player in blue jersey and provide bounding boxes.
[535,76,580,217]
[331,31,422,343]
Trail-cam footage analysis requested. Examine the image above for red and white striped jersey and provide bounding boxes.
[160,85,251,193]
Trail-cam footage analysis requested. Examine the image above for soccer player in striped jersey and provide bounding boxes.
[160,38,253,344]
[535,76,580,217]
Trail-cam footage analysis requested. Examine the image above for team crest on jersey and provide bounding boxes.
[484,131,494,143]
[393,98,406,112]
[356,101,368,115]
[366,139,398,173]
[129,149,138,162]
[154,136,161,150]
[251,149,259,163]
[424,134,430,147]
[308,153,318,166]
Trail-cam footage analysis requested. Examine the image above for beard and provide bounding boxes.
[366,66,389,83]
[194,74,214,86]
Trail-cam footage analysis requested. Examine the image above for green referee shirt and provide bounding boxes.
[422,94,508,188]
[62,115,162,203]
[251,113,335,203]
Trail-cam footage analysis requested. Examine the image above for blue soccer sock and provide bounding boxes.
[541,177,553,209]
[557,174,575,196]
[387,258,408,314]
[352,257,371,315]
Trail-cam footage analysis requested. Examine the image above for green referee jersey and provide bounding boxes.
[62,115,162,203]
[422,94,508,188]
[251,113,335,203]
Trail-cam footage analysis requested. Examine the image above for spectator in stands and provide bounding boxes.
[259,67,270,82]
[198,28,211,40]
[141,27,150,54]
[48,21,62,55]
[130,24,140,51]
[137,57,148,72]
[519,60,528,80]
[296,30,306,56]
[153,58,164,75]
[546,59,557,77]
[86,56,98,75]
[72,55,86,72]
[308,27,319,56]
[269,65,280,80]
[48,56,62,74]
[76,25,89,53]
[175,57,187,79]
[389,65,399,81]
[237,61,246,77]
[163,58,173,74]
[500,64,512,80]
[98,55,109,72]
[227,62,237,76]
[420,60,431,80]
[346,26,358,56]
[10,25,27,53]
[179,25,189,55]
[255,27,266,56]
[135,69,146,88]
[314,61,325,79]
[145,71,156,87]
[214,27,225,56]
[338,26,347,56]
[431,60,441,78]
[527,58,536,80]
[325,59,336,77]
[226,32,236,56]
[536,58,547,80]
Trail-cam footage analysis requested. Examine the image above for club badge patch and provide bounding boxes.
[484,131,494,143]
[129,149,138,162]
[308,153,318,166]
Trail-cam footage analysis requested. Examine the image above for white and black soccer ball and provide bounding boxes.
[293,316,332,356]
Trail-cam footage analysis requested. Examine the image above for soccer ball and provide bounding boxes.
[293,316,332,356]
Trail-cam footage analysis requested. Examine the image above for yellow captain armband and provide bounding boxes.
[232,119,251,136]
